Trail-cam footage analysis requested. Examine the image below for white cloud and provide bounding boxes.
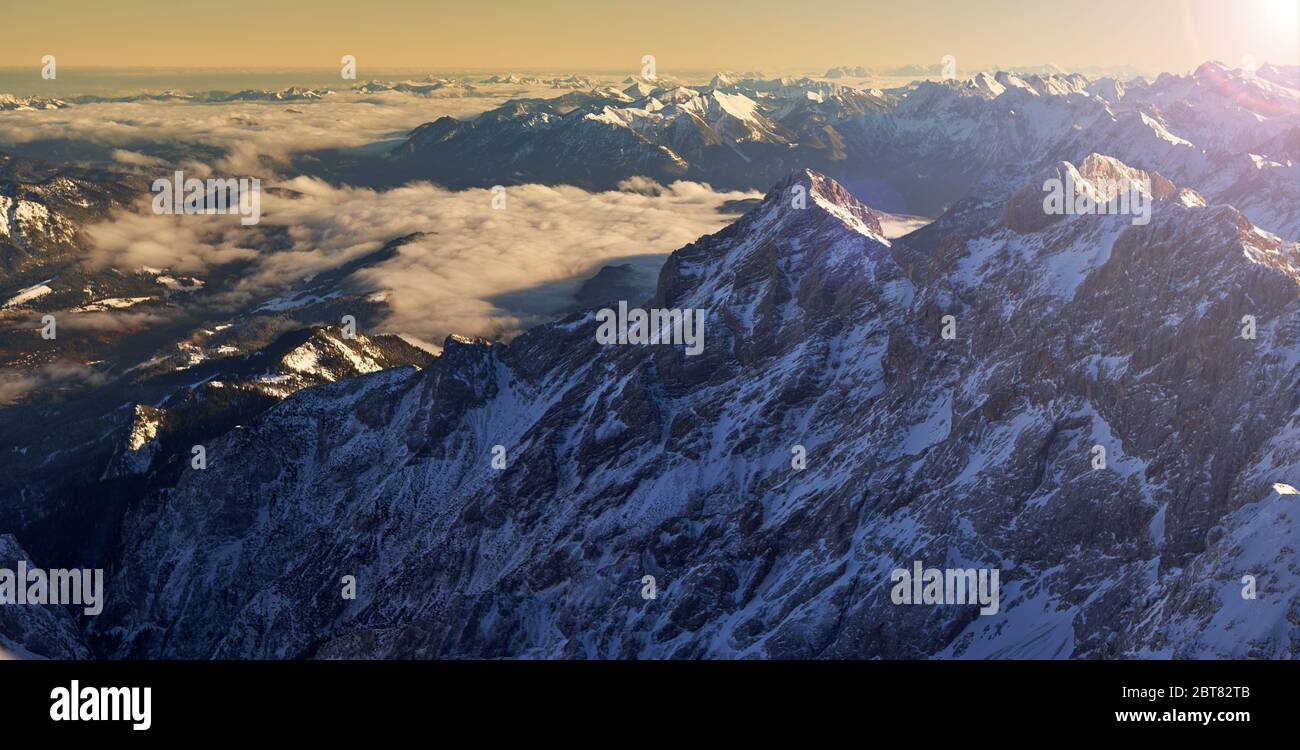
[0,91,533,176]
[0,362,107,405]
[5,92,760,347]
[86,178,760,344]
[110,148,165,166]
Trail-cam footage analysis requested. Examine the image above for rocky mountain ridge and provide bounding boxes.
[48,163,1298,659]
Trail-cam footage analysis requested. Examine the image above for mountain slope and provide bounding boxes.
[81,166,1299,659]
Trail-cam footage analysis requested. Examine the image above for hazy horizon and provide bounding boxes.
[0,59,1288,98]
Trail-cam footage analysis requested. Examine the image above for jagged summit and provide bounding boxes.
[1001,153,1193,234]
[1194,60,1232,79]
[645,168,905,335]
[1061,153,1178,199]
[760,168,887,241]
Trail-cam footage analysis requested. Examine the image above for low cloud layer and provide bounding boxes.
[86,178,759,346]
[0,90,536,175]
[6,93,758,349]
[0,361,107,405]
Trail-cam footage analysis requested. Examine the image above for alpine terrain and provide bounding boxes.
[49,164,1298,659]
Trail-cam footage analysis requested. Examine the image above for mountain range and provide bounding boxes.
[319,63,1299,241]
[1,61,1298,659]
[4,158,1294,658]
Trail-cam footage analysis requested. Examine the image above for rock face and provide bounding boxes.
[77,165,1298,659]
[0,324,433,582]
[0,535,92,659]
[96,326,433,481]
[100,405,167,480]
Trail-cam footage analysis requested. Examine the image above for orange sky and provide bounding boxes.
[4,0,1298,73]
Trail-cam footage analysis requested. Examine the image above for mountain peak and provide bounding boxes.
[763,169,887,240]
[1194,60,1231,79]
[1001,153,1183,233]
[651,169,897,317]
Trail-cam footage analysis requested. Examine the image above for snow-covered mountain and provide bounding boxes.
[352,79,478,97]
[1,59,1297,661]
[0,322,430,601]
[0,154,440,579]
[63,165,1298,659]
[374,64,1300,240]
[94,324,432,480]
[0,94,72,111]
[0,153,134,275]
[479,74,546,85]
[0,157,434,403]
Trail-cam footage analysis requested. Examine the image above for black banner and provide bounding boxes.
[1,659,1285,737]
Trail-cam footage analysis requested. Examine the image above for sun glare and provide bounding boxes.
[1265,0,1300,28]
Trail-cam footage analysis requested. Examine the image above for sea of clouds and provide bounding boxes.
[0,87,757,393]
[85,177,756,348]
